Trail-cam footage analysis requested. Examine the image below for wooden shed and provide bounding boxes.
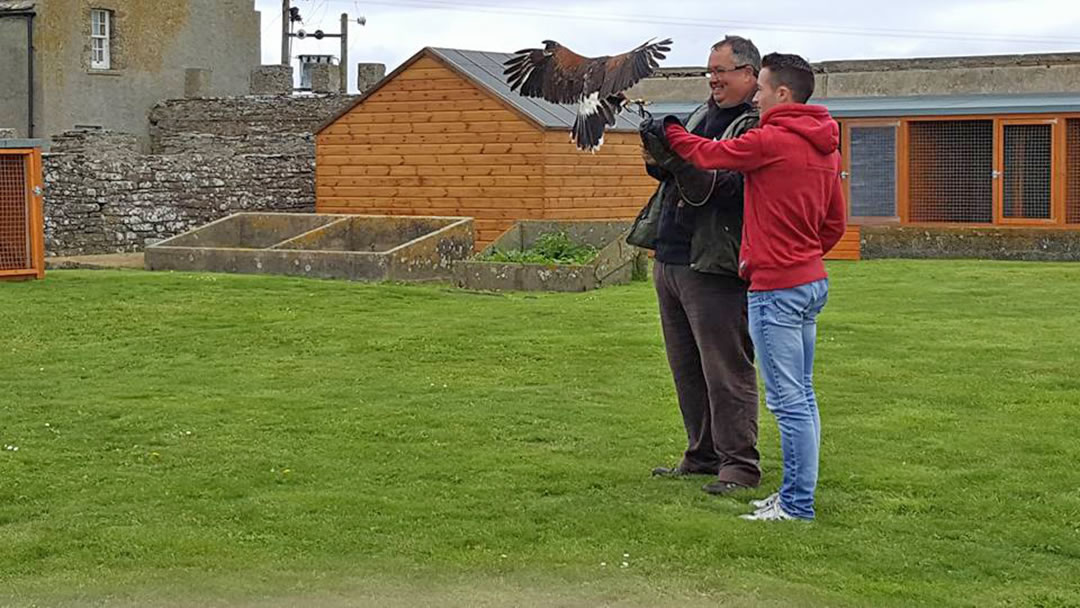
[315,47,656,246]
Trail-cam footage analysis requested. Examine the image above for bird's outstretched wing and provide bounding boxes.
[503,38,671,104]
[503,38,671,152]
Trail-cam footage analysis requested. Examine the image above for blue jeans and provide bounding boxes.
[747,279,829,520]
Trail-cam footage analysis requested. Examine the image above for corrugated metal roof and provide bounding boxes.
[634,93,1080,120]
[0,1,35,12]
[428,47,641,132]
[818,92,1080,118]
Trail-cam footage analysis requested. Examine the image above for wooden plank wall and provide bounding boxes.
[315,54,546,245]
[542,131,657,221]
[824,225,861,261]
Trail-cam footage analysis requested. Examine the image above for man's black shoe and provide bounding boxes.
[651,465,713,478]
[702,480,750,495]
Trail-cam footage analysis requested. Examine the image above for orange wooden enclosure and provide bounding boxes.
[837,113,1080,229]
[829,106,1080,260]
[0,145,45,281]
[315,47,658,248]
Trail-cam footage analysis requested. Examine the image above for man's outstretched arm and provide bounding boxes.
[662,119,769,173]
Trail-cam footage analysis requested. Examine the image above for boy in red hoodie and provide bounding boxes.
[647,53,846,521]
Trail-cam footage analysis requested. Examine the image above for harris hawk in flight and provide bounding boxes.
[503,38,672,152]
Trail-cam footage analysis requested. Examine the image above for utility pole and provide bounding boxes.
[340,13,349,93]
[287,11,364,93]
[280,0,290,65]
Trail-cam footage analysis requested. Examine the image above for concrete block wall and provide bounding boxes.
[628,52,1080,101]
[815,53,1080,97]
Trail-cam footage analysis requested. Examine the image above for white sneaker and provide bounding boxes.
[749,492,778,510]
[739,500,799,521]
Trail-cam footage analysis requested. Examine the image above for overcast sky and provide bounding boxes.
[254,0,1080,92]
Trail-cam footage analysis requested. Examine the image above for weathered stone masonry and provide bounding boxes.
[42,94,357,256]
[148,94,357,156]
[44,129,317,255]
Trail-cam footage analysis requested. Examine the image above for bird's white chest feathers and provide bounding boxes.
[577,92,602,117]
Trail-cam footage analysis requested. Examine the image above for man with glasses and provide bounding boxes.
[629,36,763,495]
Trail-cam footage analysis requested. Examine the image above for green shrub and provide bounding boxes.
[480,231,598,265]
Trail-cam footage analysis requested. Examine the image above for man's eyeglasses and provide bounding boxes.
[703,64,757,79]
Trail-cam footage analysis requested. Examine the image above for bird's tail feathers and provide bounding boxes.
[571,94,627,153]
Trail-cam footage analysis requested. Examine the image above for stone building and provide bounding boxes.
[0,0,261,144]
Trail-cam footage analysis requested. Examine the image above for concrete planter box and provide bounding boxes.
[453,220,641,292]
[146,212,474,281]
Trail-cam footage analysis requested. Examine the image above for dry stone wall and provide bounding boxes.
[43,93,358,255]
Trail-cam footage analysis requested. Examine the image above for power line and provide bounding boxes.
[383,0,1080,44]
[306,0,330,28]
[341,0,1080,46]
[267,0,286,29]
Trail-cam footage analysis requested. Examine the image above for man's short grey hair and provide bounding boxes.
[712,35,761,73]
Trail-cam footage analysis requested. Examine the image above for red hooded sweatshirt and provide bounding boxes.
[665,104,847,291]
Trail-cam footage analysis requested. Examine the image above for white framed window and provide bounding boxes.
[90,9,111,70]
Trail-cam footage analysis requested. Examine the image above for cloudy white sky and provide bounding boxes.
[254,0,1080,92]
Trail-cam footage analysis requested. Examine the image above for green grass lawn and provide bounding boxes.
[2,261,1080,607]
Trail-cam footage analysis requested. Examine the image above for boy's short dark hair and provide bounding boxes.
[761,53,815,103]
